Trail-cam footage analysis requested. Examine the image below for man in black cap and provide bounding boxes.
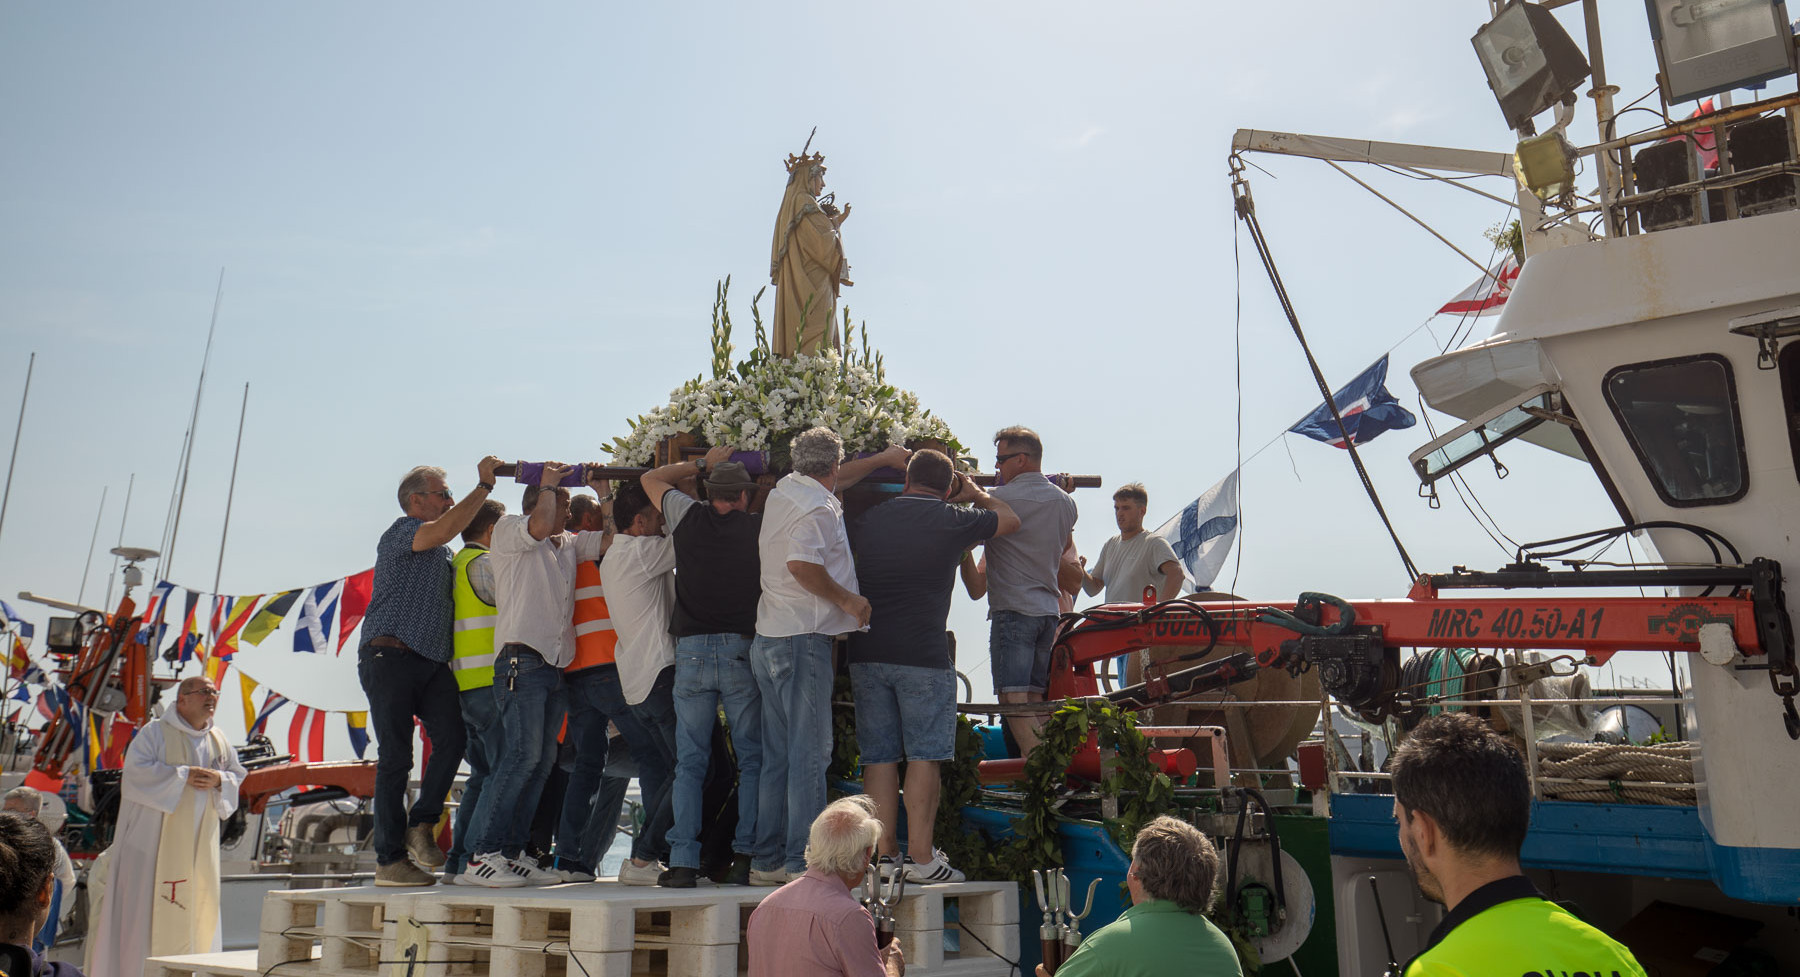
[641,445,777,887]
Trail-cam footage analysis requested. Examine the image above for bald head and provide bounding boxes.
[174,675,219,728]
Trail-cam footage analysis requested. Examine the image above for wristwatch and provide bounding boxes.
[476,481,495,493]
[694,459,709,474]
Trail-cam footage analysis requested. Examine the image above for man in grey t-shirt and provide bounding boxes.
[1081,482,1184,605]
[983,425,1077,754]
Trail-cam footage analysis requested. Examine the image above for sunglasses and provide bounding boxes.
[995,452,1028,466]
[416,489,453,501]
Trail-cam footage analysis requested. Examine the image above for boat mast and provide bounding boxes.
[160,268,226,582]
[213,383,249,594]
[76,487,108,606]
[0,352,36,556]
[103,473,135,610]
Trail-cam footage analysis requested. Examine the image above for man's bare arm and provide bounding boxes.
[642,445,734,512]
[788,560,871,627]
[960,550,987,600]
[949,473,1021,537]
[413,455,503,552]
[1159,560,1185,602]
[836,445,911,491]
[527,463,570,540]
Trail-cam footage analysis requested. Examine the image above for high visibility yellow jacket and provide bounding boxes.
[1405,878,1647,977]
[450,546,498,692]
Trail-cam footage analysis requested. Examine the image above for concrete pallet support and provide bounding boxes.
[235,881,1017,977]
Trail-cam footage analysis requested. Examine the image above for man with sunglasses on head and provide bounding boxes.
[982,426,1077,755]
[359,457,501,887]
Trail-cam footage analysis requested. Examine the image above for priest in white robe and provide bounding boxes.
[85,675,245,977]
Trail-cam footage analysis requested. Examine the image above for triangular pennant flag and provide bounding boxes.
[335,569,374,654]
[240,590,300,648]
[238,672,260,731]
[178,590,204,663]
[294,581,343,655]
[251,690,290,737]
[137,581,176,643]
[214,595,261,660]
[5,637,29,681]
[1437,253,1520,317]
[345,711,370,759]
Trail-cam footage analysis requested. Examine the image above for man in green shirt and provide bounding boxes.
[1044,816,1241,977]
[1394,714,1647,977]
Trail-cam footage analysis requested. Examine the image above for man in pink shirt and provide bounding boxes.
[746,795,905,977]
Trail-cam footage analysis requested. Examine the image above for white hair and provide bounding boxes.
[2,786,42,817]
[790,427,844,479]
[803,794,882,877]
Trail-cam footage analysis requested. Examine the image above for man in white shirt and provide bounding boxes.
[460,462,609,888]
[598,481,680,884]
[752,427,909,880]
[1081,483,1184,605]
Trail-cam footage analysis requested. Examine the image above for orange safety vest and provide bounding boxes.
[565,560,617,671]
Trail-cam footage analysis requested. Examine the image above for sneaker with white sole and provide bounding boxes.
[459,851,528,888]
[549,855,596,883]
[617,859,664,886]
[509,856,564,886]
[748,867,790,887]
[904,851,965,884]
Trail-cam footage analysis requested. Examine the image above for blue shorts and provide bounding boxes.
[989,611,1057,694]
[849,662,956,764]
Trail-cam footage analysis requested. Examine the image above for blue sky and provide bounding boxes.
[2,2,1777,744]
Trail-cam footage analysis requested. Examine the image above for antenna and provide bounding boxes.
[1367,876,1401,977]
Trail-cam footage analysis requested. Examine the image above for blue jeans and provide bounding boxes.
[668,633,774,870]
[357,645,467,867]
[629,666,679,863]
[557,664,649,869]
[446,685,500,875]
[467,645,566,857]
[750,632,835,873]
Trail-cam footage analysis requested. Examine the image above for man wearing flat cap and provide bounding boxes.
[641,446,778,887]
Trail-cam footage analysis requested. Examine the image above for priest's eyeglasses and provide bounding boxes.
[182,688,221,698]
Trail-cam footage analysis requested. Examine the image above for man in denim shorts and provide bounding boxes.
[849,450,1017,883]
[984,426,1078,755]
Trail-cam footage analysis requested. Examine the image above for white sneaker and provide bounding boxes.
[617,859,664,886]
[748,867,790,887]
[904,851,965,884]
[459,851,528,888]
[509,856,563,886]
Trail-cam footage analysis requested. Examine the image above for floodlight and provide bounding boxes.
[1647,0,1797,104]
[1472,1,1592,131]
[1514,131,1579,198]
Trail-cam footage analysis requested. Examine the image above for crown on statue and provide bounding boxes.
[785,151,825,174]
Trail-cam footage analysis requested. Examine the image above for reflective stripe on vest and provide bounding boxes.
[450,546,498,691]
[566,560,618,671]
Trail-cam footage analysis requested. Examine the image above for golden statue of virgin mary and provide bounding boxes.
[769,150,851,357]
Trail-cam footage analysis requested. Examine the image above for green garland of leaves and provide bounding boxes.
[1000,699,1176,880]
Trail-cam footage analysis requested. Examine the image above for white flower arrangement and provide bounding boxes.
[606,279,965,468]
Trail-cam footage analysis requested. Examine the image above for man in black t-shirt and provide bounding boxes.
[641,446,779,888]
[849,450,1019,883]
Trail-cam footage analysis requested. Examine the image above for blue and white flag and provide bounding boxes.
[1152,470,1241,590]
[1288,355,1417,449]
[251,691,291,736]
[293,580,343,654]
[0,600,29,639]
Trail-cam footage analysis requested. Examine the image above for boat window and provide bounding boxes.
[1780,342,1800,485]
[1603,355,1747,507]
[1409,384,1566,487]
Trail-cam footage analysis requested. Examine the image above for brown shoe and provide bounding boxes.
[406,824,447,868]
[376,860,437,887]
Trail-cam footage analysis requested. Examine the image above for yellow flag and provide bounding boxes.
[239,672,259,731]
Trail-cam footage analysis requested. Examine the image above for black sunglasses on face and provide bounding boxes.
[995,452,1027,466]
